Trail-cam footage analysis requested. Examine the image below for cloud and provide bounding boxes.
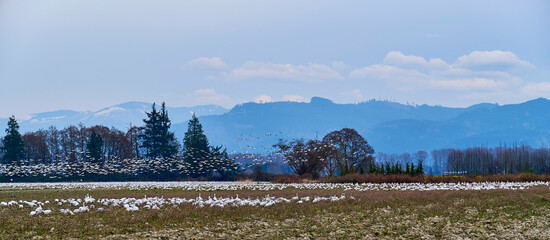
[383,51,448,69]
[283,95,307,102]
[349,64,427,90]
[350,64,425,80]
[428,78,506,91]
[460,81,550,104]
[350,51,525,92]
[254,95,273,103]
[204,75,218,80]
[331,61,351,71]
[224,61,343,82]
[190,89,232,105]
[519,82,550,97]
[185,57,227,70]
[340,89,364,101]
[455,50,535,70]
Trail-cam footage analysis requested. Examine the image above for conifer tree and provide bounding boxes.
[140,102,178,158]
[183,114,211,177]
[210,145,240,179]
[396,162,403,174]
[86,131,104,163]
[141,103,160,157]
[368,163,375,173]
[1,116,25,164]
[158,102,178,157]
[416,160,424,175]
[385,162,391,174]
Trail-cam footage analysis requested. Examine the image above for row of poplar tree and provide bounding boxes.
[0,102,239,179]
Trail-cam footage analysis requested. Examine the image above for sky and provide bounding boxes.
[1,0,549,118]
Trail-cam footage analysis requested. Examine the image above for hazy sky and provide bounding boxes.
[1,0,549,117]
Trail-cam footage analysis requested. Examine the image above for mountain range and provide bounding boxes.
[0,102,228,133]
[2,97,550,155]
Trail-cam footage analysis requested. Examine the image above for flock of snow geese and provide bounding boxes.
[0,181,548,191]
[1,193,349,216]
[2,181,549,216]
[0,155,240,178]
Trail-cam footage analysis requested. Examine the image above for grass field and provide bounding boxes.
[1,182,550,239]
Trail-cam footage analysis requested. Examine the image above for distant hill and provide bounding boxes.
[172,97,508,154]
[366,98,550,153]
[0,102,228,133]
[3,97,550,157]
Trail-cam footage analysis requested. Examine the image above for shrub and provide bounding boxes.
[319,173,550,184]
[272,174,304,183]
[322,174,424,183]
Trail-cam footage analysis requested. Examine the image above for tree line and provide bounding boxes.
[273,128,425,178]
[433,145,550,175]
[270,135,550,177]
[0,103,239,180]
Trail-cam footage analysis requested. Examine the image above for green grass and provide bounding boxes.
[1,187,550,239]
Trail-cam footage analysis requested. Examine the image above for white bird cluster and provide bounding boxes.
[0,194,349,216]
[29,205,53,216]
[0,153,241,179]
[0,181,548,192]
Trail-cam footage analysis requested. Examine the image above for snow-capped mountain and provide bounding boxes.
[0,102,228,132]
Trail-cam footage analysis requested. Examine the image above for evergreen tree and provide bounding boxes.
[141,103,160,157]
[385,162,391,174]
[183,114,211,177]
[210,145,240,179]
[416,160,424,175]
[368,163,375,173]
[140,102,178,158]
[158,103,178,157]
[86,131,104,163]
[396,162,403,174]
[1,116,25,164]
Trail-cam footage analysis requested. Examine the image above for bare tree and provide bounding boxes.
[273,139,329,178]
[22,131,49,164]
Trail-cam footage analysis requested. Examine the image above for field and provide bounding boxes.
[1,182,550,239]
